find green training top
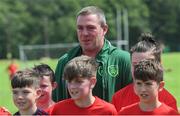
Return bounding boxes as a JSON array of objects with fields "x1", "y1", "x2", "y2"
[{"x1": 52, "y1": 39, "x2": 132, "y2": 102}]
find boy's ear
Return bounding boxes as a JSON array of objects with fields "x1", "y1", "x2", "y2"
[
  {"x1": 36, "y1": 88, "x2": 42, "y2": 99},
  {"x1": 90, "y1": 77, "x2": 96, "y2": 89},
  {"x1": 159, "y1": 81, "x2": 165, "y2": 92}
]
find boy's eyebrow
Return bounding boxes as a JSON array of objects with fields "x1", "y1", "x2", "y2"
[{"x1": 12, "y1": 89, "x2": 17, "y2": 92}]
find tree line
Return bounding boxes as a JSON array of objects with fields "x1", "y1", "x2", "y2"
[{"x1": 0, "y1": 0, "x2": 180, "y2": 59}]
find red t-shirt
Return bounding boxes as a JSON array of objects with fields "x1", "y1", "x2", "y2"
[
  {"x1": 47, "y1": 96, "x2": 117, "y2": 115},
  {"x1": 112, "y1": 83, "x2": 178, "y2": 111},
  {"x1": 8, "y1": 63, "x2": 18, "y2": 77},
  {"x1": 0, "y1": 107, "x2": 11, "y2": 115},
  {"x1": 118, "y1": 102, "x2": 179, "y2": 115}
]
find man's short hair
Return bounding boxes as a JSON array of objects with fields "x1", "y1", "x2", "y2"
[
  {"x1": 134, "y1": 59, "x2": 163, "y2": 83},
  {"x1": 11, "y1": 69, "x2": 40, "y2": 88},
  {"x1": 63, "y1": 55, "x2": 99, "y2": 82},
  {"x1": 77, "y1": 6, "x2": 106, "y2": 27}
]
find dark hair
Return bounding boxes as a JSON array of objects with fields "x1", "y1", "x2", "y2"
[
  {"x1": 134, "y1": 59, "x2": 163, "y2": 83},
  {"x1": 11, "y1": 69, "x2": 40, "y2": 88},
  {"x1": 130, "y1": 33, "x2": 162, "y2": 62},
  {"x1": 63, "y1": 55, "x2": 99, "y2": 82},
  {"x1": 33, "y1": 64, "x2": 55, "y2": 83},
  {"x1": 77, "y1": 6, "x2": 106, "y2": 27}
]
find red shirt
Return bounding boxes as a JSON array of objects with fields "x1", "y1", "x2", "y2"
[
  {"x1": 0, "y1": 107, "x2": 11, "y2": 115},
  {"x1": 118, "y1": 102, "x2": 179, "y2": 115},
  {"x1": 112, "y1": 83, "x2": 178, "y2": 111},
  {"x1": 8, "y1": 63, "x2": 18, "y2": 77},
  {"x1": 47, "y1": 96, "x2": 117, "y2": 115}
]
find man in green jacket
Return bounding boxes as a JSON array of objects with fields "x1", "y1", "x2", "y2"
[{"x1": 52, "y1": 6, "x2": 132, "y2": 102}]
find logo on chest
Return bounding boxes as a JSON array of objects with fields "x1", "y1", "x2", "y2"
[{"x1": 98, "y1": 65, "x2": 119, "y2": 77}]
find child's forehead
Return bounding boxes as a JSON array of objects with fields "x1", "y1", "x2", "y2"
[
  {"x1": 68, "y1": 77, "x2": 88, "y2": 82},
  {"x1": 134, "y1": 79, "x2": 156, "y2": 83},
  {"x1": 12, "y1": 86, "x2": 36, "y2": 91},
  {"x1": 41, "y1": 75, "x2": 51, "y2": 80}
]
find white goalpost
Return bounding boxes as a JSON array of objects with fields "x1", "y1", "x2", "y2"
[
  {"x1": 19, "y1": 40, "x2": 128, "y2": 61},
  {"x1": 19, "y1": 43, "x2": 78, "y2": 61}
]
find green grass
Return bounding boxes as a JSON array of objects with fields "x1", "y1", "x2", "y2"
[
  {"x1": 0, "y1": 53, "x2": 180, "y2": 113},
  {"x1": 0, "y1": 58, "x2": 57, "y2": 114},
  {"x1": 162, "y1": 52, "x2": 180, "y2": 109}
]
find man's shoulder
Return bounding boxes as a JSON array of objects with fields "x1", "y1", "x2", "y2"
[
  {"x1": 108, "y1": 44, "x2": 129, "y2": 55},
  {"x1": 107, "y1": 45, "x2": 130, "y2": 60},
  {"x1": 57, "y1": 45, "x2": 81, "y2": 63}
]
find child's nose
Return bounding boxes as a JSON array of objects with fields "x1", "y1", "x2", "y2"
[
  {"x1": 140, "y1": 85, "x2": 147, "y2": 91},
  {"x1": 17, "y1": 94, "x2": 24, "y2": 99},
  {"x1": 69, "y1": 83, "x2": 78, "y2": 89}
]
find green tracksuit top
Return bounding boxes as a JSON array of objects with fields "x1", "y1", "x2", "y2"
[{"x1": 52, "y1": 39, "x2": 132, "y2": 102}]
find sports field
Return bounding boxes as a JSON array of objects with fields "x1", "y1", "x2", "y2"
[{"x1": 0, "y1": 53, "x2": 180, "y2": 113}]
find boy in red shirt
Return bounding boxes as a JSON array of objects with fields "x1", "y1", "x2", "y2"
[
  {"x1": 33, "y1": 64, "x2": 57, "y2": 110},
  {"x1": 118, "y1": 59, "x2": 179, "y2": 115},
  {"x1": 11, "y1": 69, "x2": 48, "y2": 115},
  {"x1": 47, "y1": 55, "x2": 117, "y2": 115},
  {"x1": 7, "y1": 59, "x2": 18, "y2": 80},
  {"x1": 112, "y1": 33, "x2": 177, "y2": 111}
]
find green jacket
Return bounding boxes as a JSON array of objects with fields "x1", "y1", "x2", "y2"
[{"x1": 52, "y1": 39, "x2": 132, "y2": 102}]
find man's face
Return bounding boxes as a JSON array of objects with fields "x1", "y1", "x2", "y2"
[
  {"x1": 76, "y1": 14, "x2": 107, "y2": 53},
  {"x1": 131, "y1": 52, "x2": 155, "y2": 78},
  {"x1": 12, "y1": 87, "x2": 39, "y2": 112},
  {"x1": 37, "y1": 76, "x2": 54, "y2": 105}
]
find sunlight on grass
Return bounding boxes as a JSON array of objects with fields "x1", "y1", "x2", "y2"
[{"x1": 0, "y1": 53, "x2": 180, "y2": 113}]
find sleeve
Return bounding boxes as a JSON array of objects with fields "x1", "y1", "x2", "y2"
[
  {"x1": 45, "y1": 104, "x2": 55, "y2": 115},
  {"x1": 111, "y1": 92, "x2": 118, "y2": 110},
  {"x1": 115, "y1": 50, "x2": 133, "y2": 91},
  {"x1": 52, "y1": 55, "x2": 69, "y2": 102},
  {"x1": 121, "y1": 51, "x2": 133, "y2": 87},
  {"x1": 160, "y1": 88, "x2": 178, "y2": 111},
  {"x1": 111, "y1": 105, "x2": 118, "y2": 115}
]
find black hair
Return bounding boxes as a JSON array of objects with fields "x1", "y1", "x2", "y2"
[
  {"x1": 130, "y1": 33, "x2": 162, "y2": 62},
  {"x1": 33, "y1": 63, "x2": 55, "y2": 83},
  {"x1": 11, "y1": 69, "x2": 40, "y2": 88},
  {"x1": 134, "y1": 59, "x2": 163, "y2": 83}
]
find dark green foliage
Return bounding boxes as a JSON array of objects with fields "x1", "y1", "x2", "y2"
[{"x1": 0, "y1": 0, "x2": 180, "y2": 58}]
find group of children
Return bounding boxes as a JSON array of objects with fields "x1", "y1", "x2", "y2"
[{"x1": 0, "y1": 33, "x2": 179, "y2": 115}]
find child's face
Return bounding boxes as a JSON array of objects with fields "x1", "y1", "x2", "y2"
[
  {"x1": 12, "y1": 86, "x2": 40, "y2": 112},
  {"x1": 133, "y1": 79, "x2": 164, "y2": 103},
  {"x1": 67, "y1": 77, "x2": 95, "y2": 100},
  {"x1": 37, "y1": 76, "x2": 55, "y2": 104}
]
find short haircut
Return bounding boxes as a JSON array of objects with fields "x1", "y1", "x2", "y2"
[
  {"x1": 33, "y1": 64, "x2": 55, "y2": 83},
  {"x1": 134, "y1": 59, "x2": 163, "y2": 83},
  {"x1": 130, "y1": 33, "x2": 162, "y2": 62},
  {"x1": 77, "y1": 6, "x2": 106, "y2": 27},
  {"x1": 63, "y1": 55, "x2": 99, "y2": 82},
  {"x1": 11, "y1": 69, "x2": 40, "y2": 88}
]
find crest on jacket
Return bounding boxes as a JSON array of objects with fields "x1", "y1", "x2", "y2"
[{"x1": 108, "y1": 65, "x2": 118, "y2": 77}]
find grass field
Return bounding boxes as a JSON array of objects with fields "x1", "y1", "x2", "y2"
[{"x1": 0, "y1": 53, "x2": 180, "y2": 113}]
